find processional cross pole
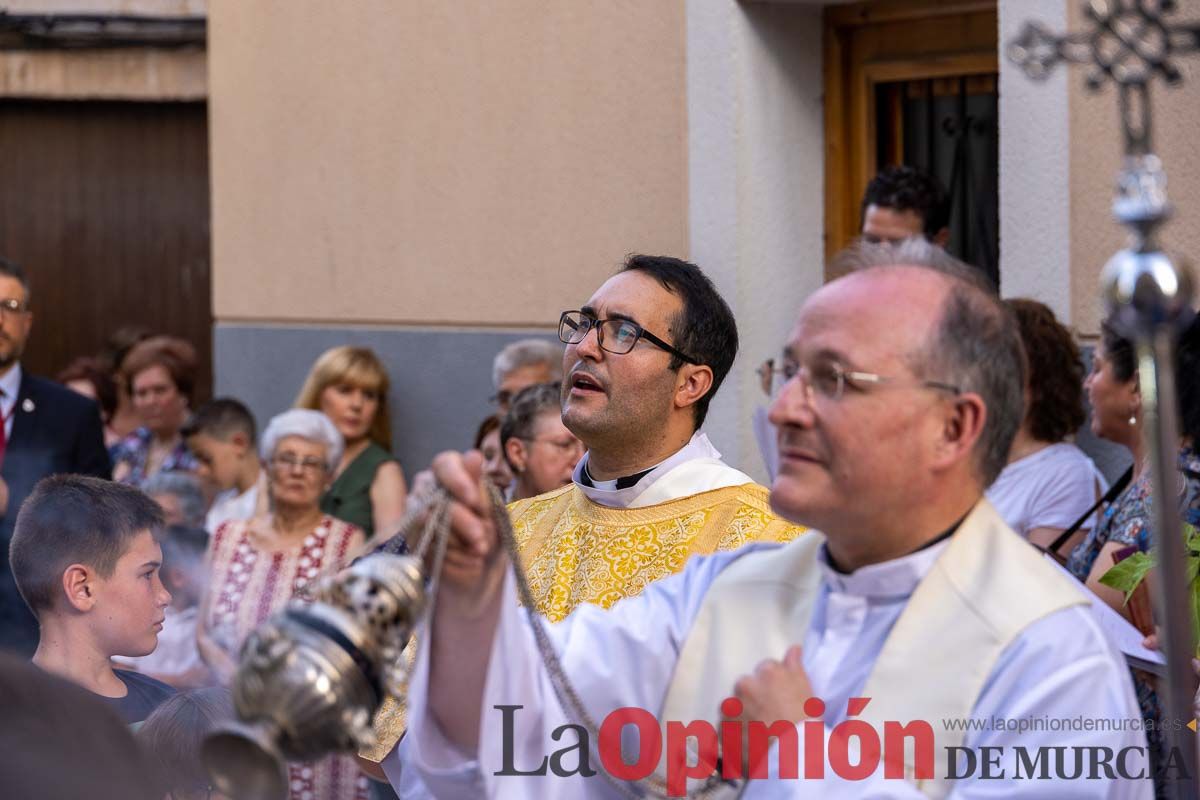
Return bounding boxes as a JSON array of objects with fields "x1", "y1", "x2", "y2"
[{"x1": 1010, "y1": 2, "x2": 1199, "y2": 794}]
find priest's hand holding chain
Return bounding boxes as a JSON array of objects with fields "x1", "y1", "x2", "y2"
[{"x1": 428, "y1": 450, "x2": 509, "y2": 612}]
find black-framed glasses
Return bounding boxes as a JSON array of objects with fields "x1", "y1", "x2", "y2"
[
  {"x1": 558, "y1": 310, "x2": 698, "y2": 364},
  {"x1": 0, "y1": 298, "x2": 28, "y2": 316},
  {"x1": 763, "y1": 357, "x2": 960, "y2": 402}
]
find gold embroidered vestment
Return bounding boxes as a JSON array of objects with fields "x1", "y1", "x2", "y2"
[{"x1": 510, "y1": 483, "x2": 805, "y2": 621}]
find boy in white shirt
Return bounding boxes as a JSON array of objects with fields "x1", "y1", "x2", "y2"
[{"x1": 182, "y1": 398, "x2": 266, "y2": 533}]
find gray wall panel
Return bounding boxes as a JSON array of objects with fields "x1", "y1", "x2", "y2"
[{"x1": 214, "y1": 324, "x2": 558, "y2": 476}]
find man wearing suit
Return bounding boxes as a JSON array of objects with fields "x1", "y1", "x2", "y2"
[{"x1": 0, "y1": 259, "x2": 111, "y2": 655}]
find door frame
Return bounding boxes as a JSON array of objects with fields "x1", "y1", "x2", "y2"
[{"x1": 823, "y1": 0, "x2": 998, "y2": 269}]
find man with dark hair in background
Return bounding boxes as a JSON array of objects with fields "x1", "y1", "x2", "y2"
[
  {"x1": 860, "y1": 164, "x2": 950, "y2": 247},
  {"x1": 0, "y1": 256, "x2": 112, "y2": 655}
]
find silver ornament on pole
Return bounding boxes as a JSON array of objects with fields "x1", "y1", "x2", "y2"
[{"x1": 1011, "y1": 2, "x2": 1199, "y2": 795}]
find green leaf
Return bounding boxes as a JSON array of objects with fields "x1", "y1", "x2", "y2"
[
  {"x1": 1192, "y1": 579, "x2": 1200, "y2": 660},
  {"x1": 1098, "y1": 552, "x2": 1156, "y2": 602}
]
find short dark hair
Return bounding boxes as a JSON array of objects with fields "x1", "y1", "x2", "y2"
[
  {"x1": 10, "y1": 475, "x2": 165, "y2": 615},
  {"x1": 136, "y1": 687, "x2": 233, "y2": 797},
  {"x1": 619, "y1": 254, "x2": 738, "y2": 429},
  {"x1": 57, "y1": 356, "x2": 118, "y2": 420},
  {"x1": 1006, "y1": 299, "x2": 1086, "y2": 443},
  {"x1": 121, "y1": 336, "x2": 198, "y2": 403},
  {"x1": 500, "y1": 382, "x2": 562, "y2": 456},
  {"x1": 1101, "y1": 313, "x2": 1200, "y2": 443},
  {"x1": 181, "y1": 397, "x2": 257, "y2": 442},
  {"x1": 1099, "y1": 317, "x2": 1137, "y2": 384},
  {"x1": 0, "y1": 255, "x2": 30, "y2": 300},
  {"x1": 861, "y1": 165, "x2": 949, "y2": 240}
]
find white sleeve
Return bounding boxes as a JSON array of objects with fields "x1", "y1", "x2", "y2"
[
  {"x1": 403, "y1": 547, "x2": 755, "y2": 799},
  {"x1": 741, "y1": 606, "x2": 1152, "y2": 799}
]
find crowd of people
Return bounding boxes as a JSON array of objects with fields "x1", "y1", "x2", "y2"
[{"x1": 0, "y1": 166, "x2": 1198, "y2": 799}]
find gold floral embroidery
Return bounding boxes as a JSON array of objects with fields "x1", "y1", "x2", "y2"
[{"x1": 509, "y1": 484, "x2": 805, "y2": 622}]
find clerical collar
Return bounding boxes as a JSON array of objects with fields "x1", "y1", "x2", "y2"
[
  {"x1": 823, "y1": 512, "x2": 967, "y2": 576},
  {"x1": 571, "y1": 431, "x2": 725, "y2": 509},
  {"x1": 579, "y1": 462, "x2": 655, "y2": 491}
]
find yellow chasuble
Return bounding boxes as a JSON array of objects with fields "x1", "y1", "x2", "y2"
[{"x1": 510, "y1": 482, "x2": 805, "y2": 622}]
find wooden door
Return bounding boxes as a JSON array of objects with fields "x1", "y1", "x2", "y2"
[
  {"x1": 0, "y1": 100, "x2": 211, "y2": 399},
  {"x1": 824, "y1": 0, "x2": 998, "y2": 277}
]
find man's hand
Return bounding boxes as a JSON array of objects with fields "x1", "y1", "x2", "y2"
[
  {"x1": 427, "y1": 451, "x2": 509, "y2": 610},
  {"x1": 0, "y1": 475, "x2": 8, "y2": 517},
  {"x1": 732, "y1": 645, "x2": 815, "y2": 726}
]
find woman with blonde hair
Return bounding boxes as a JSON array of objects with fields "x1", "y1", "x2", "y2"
[{"x1": 295, "y1": 346, "x2": 407, "y2": 541}]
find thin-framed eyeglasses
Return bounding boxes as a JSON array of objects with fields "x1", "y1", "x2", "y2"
[
  {"x1": 0, "y1": 298, "x2": 28, "y2": 316},
  {"x1": 760, "y1": 358, "x2": 960, "y2": 402},
  {"x1": 558, "y1": 310, "x2": 698, "y2": 364},
  {"x1": 271, "y1": 453, "x2": 327, "y2": 473}
]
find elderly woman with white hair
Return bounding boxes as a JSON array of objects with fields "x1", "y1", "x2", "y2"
[{"x1": 196, "y1": 409, "x2": 370, "y2": 800}]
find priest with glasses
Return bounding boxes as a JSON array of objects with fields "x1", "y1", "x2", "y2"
[{"x1": 378, "y1": 254, "x2": 802, "y2": 790}]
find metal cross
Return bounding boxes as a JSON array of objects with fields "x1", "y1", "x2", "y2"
[{"x1": 1008, "y1": 0, "x2": 1200, "y2": 155}]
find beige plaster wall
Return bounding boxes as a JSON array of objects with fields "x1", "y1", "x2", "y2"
[
  {"x1": 1069, "y1": 0, "x2": 1200, "y2": 336},
  {"x1": 208, "y1": 0, "x2": 688, "y2": 326}
]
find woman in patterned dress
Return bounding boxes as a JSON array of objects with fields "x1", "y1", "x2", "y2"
[
  {"x1": 197, "y1": 409, "x2": 369, "y2": 800},
  {"x1": 1066, "y1": 314, "x2": 1200, "y2": 798}
]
